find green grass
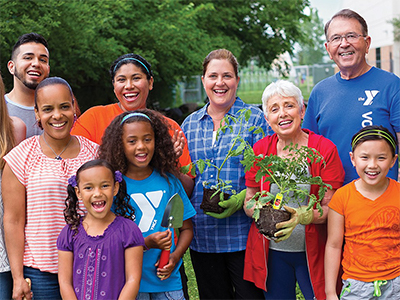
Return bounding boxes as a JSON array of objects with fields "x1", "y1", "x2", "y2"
[
  {"x1": 296, "y1": 283, "x2": 306, "y2": 300},
  {"x1": 183, "y1": 251, "x2": 199, "y2": 299},
  {"x1": 237, "y1": 89, "x2": 264, "y2": 104},
  {"x1": 237, "y1": 80, "x2": 313, "y2": 106}
]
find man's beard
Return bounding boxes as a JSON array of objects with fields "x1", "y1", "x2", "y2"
[{"x1": 14, "y1": 68, "x2": 41, "y2": 90}]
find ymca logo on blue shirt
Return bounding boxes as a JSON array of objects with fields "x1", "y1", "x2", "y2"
[
  {"x1": 130, "y1": 190, "x2": 166, "y2": 233},
  {"x1": 358, "y1": 90, "x2": 379, "y2": 105}
]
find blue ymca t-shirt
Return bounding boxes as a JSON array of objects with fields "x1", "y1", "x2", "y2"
[
  {"x1": 123, "y1": 170, "x2": 196, "y2": 293},
  {"x1": 303, "y1": 67, "x2": 400, "y2": 184}
]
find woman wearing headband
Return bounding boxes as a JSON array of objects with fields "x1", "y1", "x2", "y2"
[
  {"x1": 71, "y1": 54, "x2": 193, "y2": 194},
  {"x1": 98, "y1": 109, "x2": 196, "y2": 299},
  {"x1": 71, "y1": 54, "x2": 193, "y2": 296}
]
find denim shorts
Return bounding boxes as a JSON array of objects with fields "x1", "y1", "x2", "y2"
[
  {"x1": 23, "y1": 266, "x2": 61, "y2": 300},
  {"x1": 137, "y1": 290, "x2": 185, "y2": 300},
  {"x1": 340, "y1": 276, "x2": 400, "y2": 300}
]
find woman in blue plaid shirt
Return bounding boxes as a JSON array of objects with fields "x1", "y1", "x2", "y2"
[{"x1": 181, "y1": 49, "x2": 269, "y2": 299}]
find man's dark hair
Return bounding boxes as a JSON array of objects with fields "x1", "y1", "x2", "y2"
[
  {"x1": 324, "y1": 9, "x2": 368, "y2": 40},
  {"x1": 11, "y1": 32, "x2": 49, "y2": 60}
]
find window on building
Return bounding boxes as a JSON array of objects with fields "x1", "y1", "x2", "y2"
[{"x1": 376, "y1": 47, "x2": 381, "y2": 69}]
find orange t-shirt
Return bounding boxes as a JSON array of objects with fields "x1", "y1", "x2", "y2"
[
  {"x1": 71, "y1": 103, "x2": 192, "y2": 169},
  {"x1": 329, "y1": 179, "x2": 400, "y2": 281}
]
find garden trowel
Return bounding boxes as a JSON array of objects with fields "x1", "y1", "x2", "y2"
[{"x1": 158, "y1": 193, "x2": 184, "y2": 269}]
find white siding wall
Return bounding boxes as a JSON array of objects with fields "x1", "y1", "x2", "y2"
[{"x1": 340, "y1": 0, "x2": 400, "y2": 75}]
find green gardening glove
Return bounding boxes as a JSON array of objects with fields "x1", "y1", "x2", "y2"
[
  {"x1": 274, "y1": 205, "x2": 314, "y2": 242},
  {"x1": 206, "y1": 189, "x2": 247, "y2": 219}
]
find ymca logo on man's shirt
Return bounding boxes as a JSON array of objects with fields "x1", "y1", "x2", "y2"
[{"x1": 358, "y1": 90, "x2": 379, "y2": 106}]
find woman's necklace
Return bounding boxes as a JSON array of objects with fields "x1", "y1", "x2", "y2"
[{"x1": 42, "y1": 134, "x2": 73, "y2": 160}]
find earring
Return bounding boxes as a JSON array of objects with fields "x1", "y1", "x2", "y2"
[{"x1": 36, "y1": 119, "x2": 43, "y2": 129}]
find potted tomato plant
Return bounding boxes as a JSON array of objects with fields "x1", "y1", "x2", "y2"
[
  {"x1": 242, "y1": 143, "x2": 331, "y2": 238},
  {"x1": 181, "y1": 108, "x2": 264, "y2": 213}
]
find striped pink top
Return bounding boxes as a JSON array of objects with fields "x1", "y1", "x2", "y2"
[{"x1": 4, "y1": 135, "x2": 98, "y2": 273}]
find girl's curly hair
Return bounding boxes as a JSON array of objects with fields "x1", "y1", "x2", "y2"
[
  {"x1": 64, "y1": 159, "x2": 135, "y2": 234},
  {"x1": 99, "y1": 109, "x2": 179, "y2": 180}
]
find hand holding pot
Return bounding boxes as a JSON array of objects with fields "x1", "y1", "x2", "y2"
[
  {"x1": 206, "y1": 189, "x2": 247, "y2": 219},
  {"x1": 274, "y1": 205, "x2": 314, "y2": 242}
]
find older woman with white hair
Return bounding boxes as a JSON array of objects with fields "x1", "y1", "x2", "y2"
[{"x1": 243, "y1": 80, "x2": 345, "y2": 300}]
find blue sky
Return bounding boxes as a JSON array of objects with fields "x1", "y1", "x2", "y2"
[{"x1": 309, "y1": 0, "x2": 342, "y2": 24}]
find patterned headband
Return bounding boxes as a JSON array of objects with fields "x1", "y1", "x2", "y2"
[
  {"x1": 113, "y1": 57, "x2": 150, "y2": 76},
  {"x1": 120, "y1": 112, "x2": 151, "y2": 125},
  {"x1": 352, "y1": 129, "x2": 396, "y2": 151}
]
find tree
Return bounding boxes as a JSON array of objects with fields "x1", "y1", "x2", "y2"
[
  {"x1": 1, "y1": 0, "x2": 310, "y2": 111},
  {"x1": 184, "y1": 0, "x2": 310, "y2": 70},
  {"x1": 390, "y1": 17, "x2": 400, "y2": 42},
  {"x1": 295, "y1": 8, "x2": 326, "y2": 65}
]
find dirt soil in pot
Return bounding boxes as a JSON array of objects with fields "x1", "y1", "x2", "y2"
[
  {"x1": 201, "y1": 188, "x2": 230, "y2": 213},
  {"x1": 255, "y1": 205, "x2": 291, "y2": 239}
]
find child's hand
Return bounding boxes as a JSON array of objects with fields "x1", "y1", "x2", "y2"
[
  {"x1": 146, "y1": 230, "x2": 172, "y2": 250},
  {"x1": 155, "y1": 250, "x2": 180, "y2": 280},
  {"x1": 172, "y1": 130, "x2": 185, "y2": 158}
]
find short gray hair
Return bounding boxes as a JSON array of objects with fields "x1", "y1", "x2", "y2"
[
  {"x1": 262, "y1": 80, "x2": 303, "y2": 118},
  {"x1": 324, "y1": 9, "x2": 368, "y2": 40}
]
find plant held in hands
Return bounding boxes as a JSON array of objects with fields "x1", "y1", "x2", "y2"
[
  {"x1": 242, "y1": 143, "x2": 331, "y2": 239},
  {"x1": 181, "y1": 108, "x2": 264, "y2": 214}
]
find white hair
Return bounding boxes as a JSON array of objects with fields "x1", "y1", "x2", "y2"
[{"x1": 261, "y1": 80, "x2": 304, "y2": 119}]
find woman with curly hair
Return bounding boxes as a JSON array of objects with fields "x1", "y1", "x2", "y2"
[{"x1": 99, "y1": 109, "x2": 195, "y2": 300}]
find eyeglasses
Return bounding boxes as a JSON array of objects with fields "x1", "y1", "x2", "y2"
[{"x1": 327, "y1": 32, "x2": 366, "y2": 46}]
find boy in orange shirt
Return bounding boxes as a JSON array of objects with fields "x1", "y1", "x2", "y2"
[{"x1": 325, "y1": 125, "x2": 400, "y2": 300}]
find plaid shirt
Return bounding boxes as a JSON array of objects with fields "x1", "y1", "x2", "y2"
[{"x1": 181, "y1": 97, "x2": 269, "y2": 252}]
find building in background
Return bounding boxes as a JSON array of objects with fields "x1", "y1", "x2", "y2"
[{"x1": 340, "y1": 0, "x2": 400, "y2": 75}]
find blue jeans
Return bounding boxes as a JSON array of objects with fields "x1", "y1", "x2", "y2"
[
  {"x1": 137, "y1": 290, "x2": 185, "y2": 300},
  {"x1": 264, "y1": 249, "x2": 314, "y2": 300},
  {"x1": 0, "y1": 271, "x2": 12, "y2": 300},
  {"x1": 23, "y1": 267, "x2": 61, "y2": 300}
]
